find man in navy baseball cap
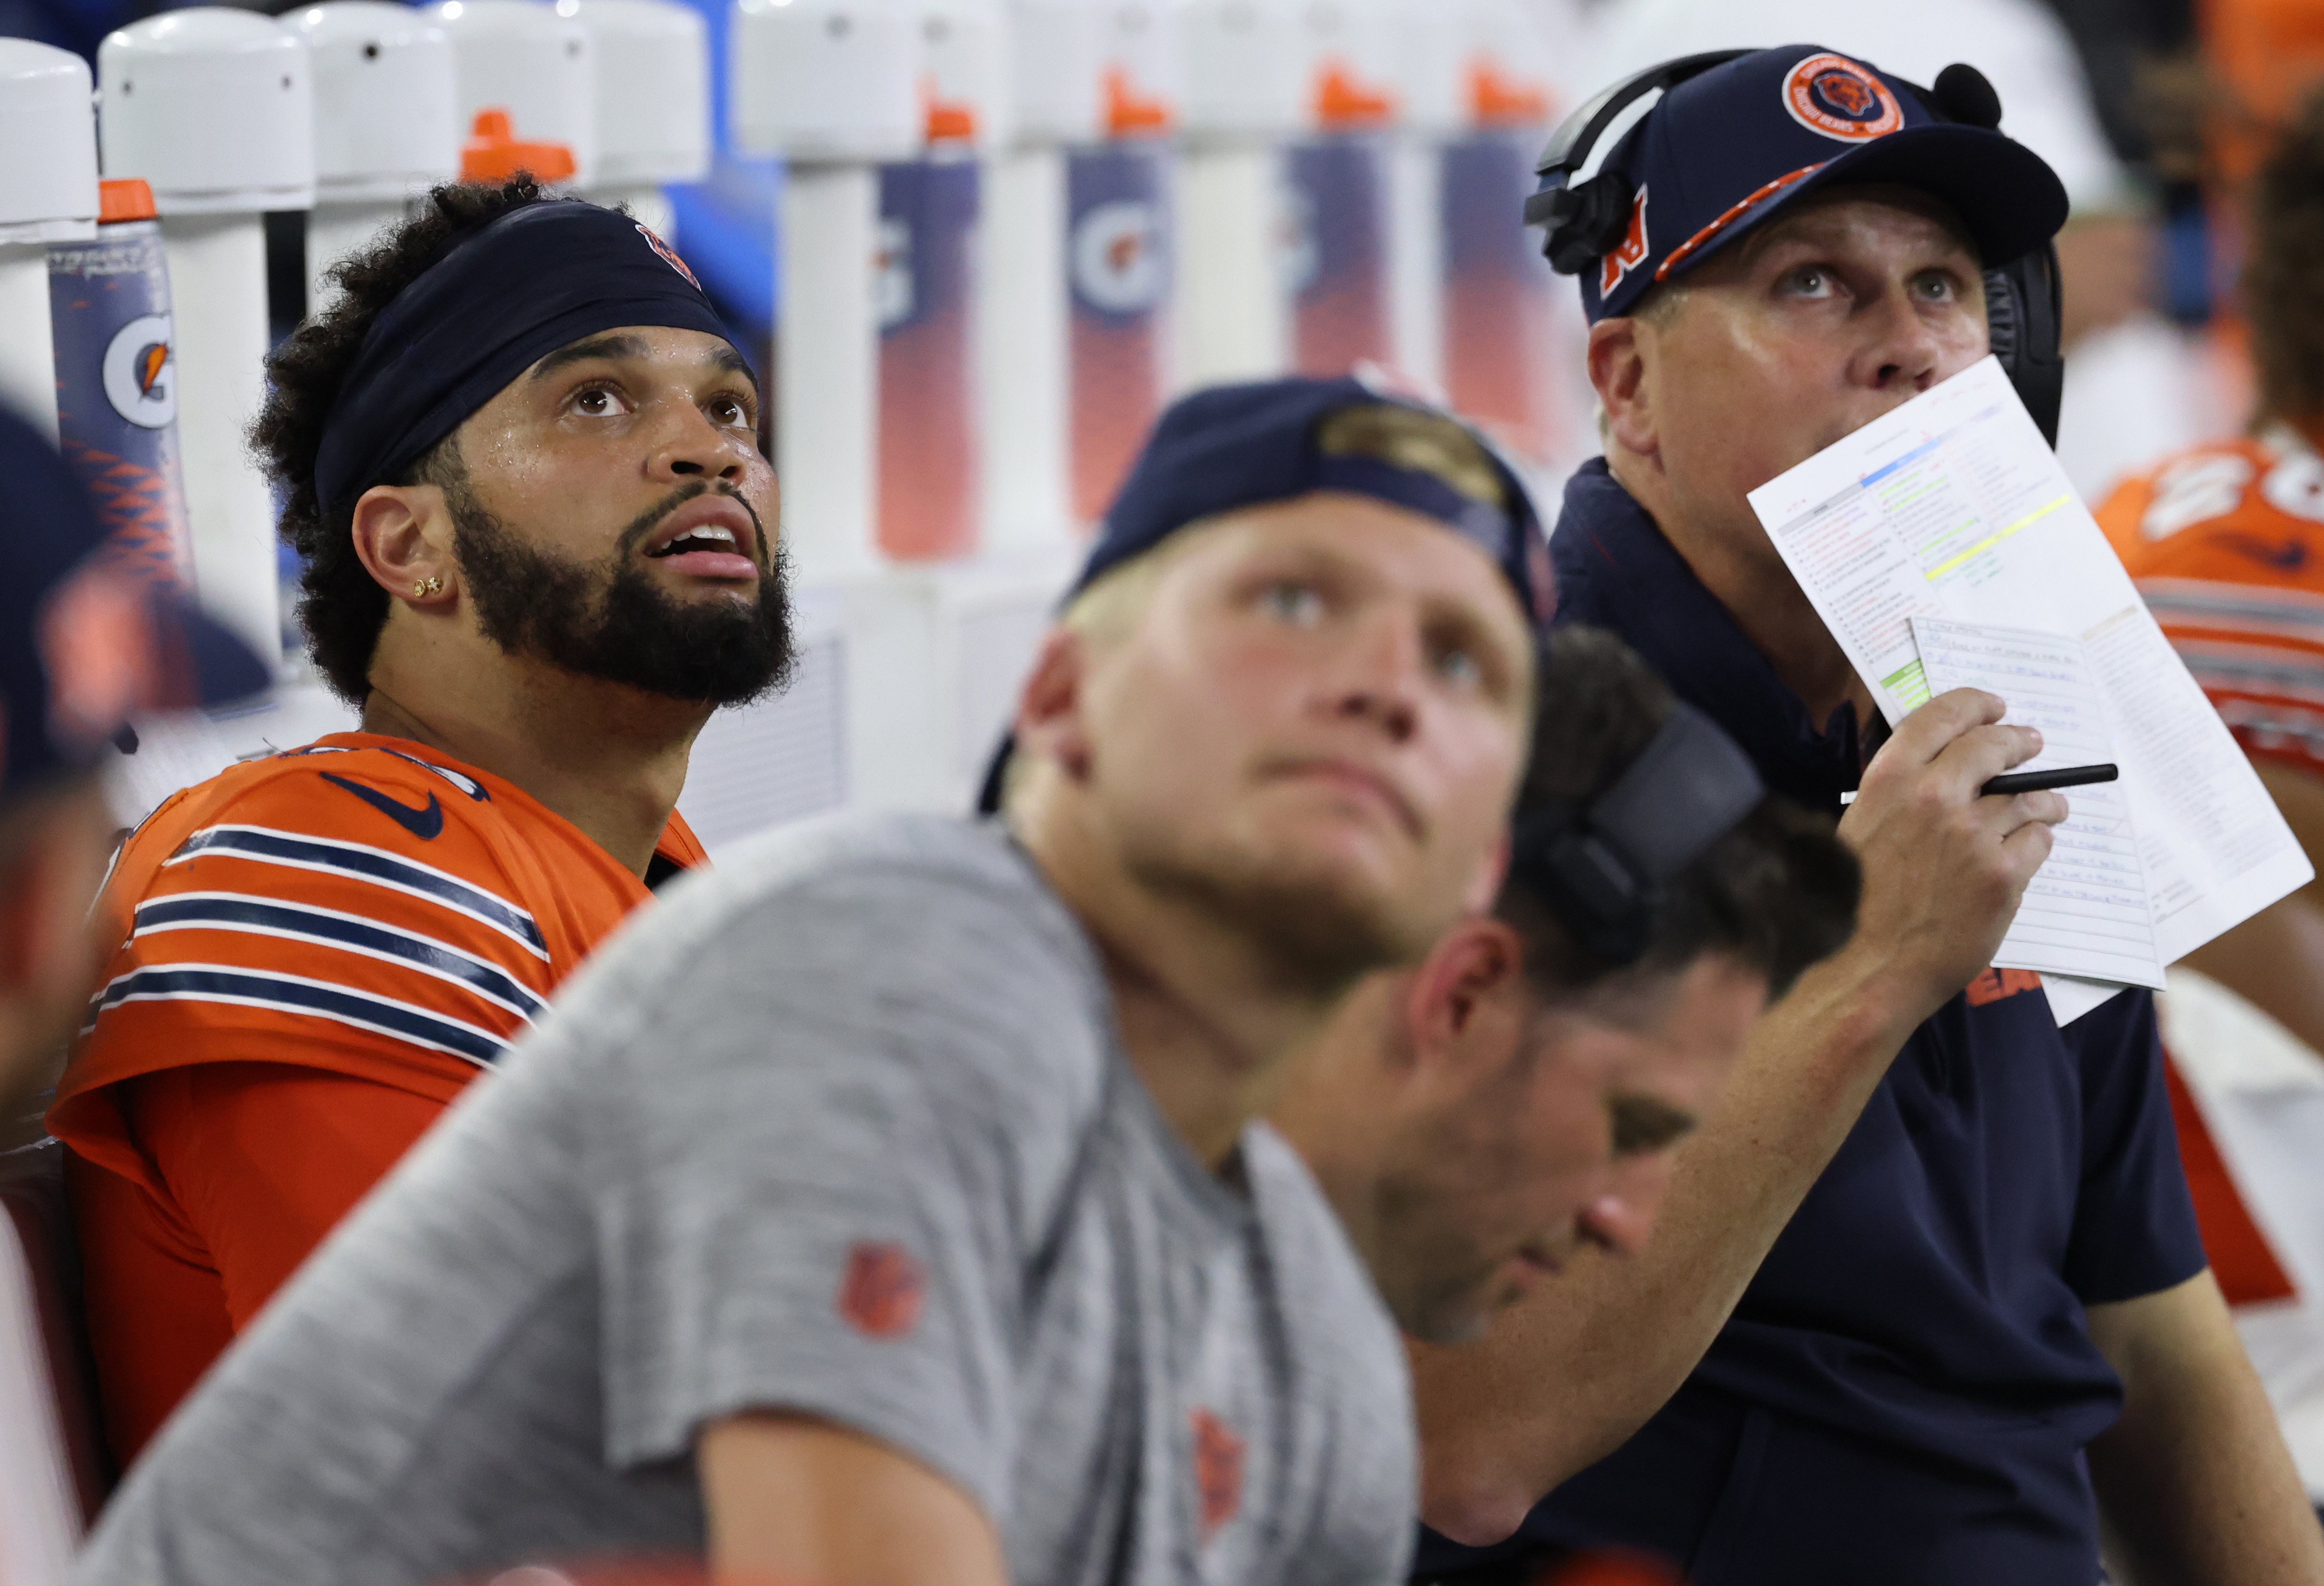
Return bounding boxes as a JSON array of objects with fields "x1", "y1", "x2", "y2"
[
  {"x1": 0, "y1": 403, "x2": 267, "y2": 1116},
  {"x1": 1541, "y1": 45, "x2": 2066, "y2": 325},
  {"x1": 978, "y1": 373, "x2": 1552, "y2": 812},
  {"x1": 1409, "y1": 40, "x2": 2324, "y2": 1586}
]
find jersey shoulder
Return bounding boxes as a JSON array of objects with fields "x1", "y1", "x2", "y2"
[
  {"x1": 2099, "y1": 435, "x2": 2324, "y2": 590},
  {"x1": 106, "y1": 738, "x2": 533, "y2": 941},
  {"x1": 55, "y1": 741, "x2": 559, "y2": 1172}
]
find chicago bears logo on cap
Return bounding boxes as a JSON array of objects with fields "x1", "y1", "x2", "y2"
[
  {"x1": 1782, "y1": 53, "x2": 1902, "y2": 142},
  {"x1": 1599, "y1": 186, "x2": 1652, "y2": 297},
  {"x1": 636, "y1": 224, "x2": 703, "y2": 292}
]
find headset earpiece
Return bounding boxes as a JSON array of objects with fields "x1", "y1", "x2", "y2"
[
  {"x1": 1544, "y1": 176, "x2": 1639, "y2": 276},
  {"x1": 1984, "y1": 244, "x2": 2065, "y2": 446},
  {"x1": 1509, "y1": 701, "x2": 1764, "y2": 968}
]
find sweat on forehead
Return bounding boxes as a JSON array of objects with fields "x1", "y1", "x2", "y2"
[{"x1": 311, "y1": 199, "x2": 753, "y2": 516}]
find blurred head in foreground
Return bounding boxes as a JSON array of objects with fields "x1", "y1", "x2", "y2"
[
  {"x1": 998, "y1": 375, "x2": 1552, "y2": 1004},
  {"x1": 0, "y1": 405, "x2": 266, "y2": 1111}
]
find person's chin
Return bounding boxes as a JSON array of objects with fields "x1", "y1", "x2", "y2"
[{"x1": 1247, "y1": 788, "x2": 1417, "y2": 886}]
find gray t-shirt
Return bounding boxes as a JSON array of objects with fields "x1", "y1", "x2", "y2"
[{"x1": 73, "y1": 814, "x2": 1415, "y2": 1586}]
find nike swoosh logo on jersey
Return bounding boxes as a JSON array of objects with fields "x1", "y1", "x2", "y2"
[
  {"x1": 320, "y1": 773, "x2": 445, "y2": 841},
  {"x1": 2216, "y1": 532, "x2": 2310, "y2": 571}
]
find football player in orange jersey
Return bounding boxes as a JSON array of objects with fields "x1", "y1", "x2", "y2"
[
  {"x1": 46, "y1": 177, "x2": 792, "y2": 1465},
  {"x1": 2097, "y1": 86, "x2": 2324, "y2": 1511}
]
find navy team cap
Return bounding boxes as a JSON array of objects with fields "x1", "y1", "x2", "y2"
[
  {"x1": 976, "y1": 375, "x2": 1552, "y2": 813},
  {"x1": 1076, "y1": 374, "x2": 1551, "y2": 621},
  {"x1": 1573, "y1": 44, "x2": 2069, "y2": 322},
  {"x1": 1, "y1": 405, "x2": 271, "y2": 805}
]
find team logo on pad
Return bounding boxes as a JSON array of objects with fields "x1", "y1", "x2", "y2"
[{"x1": 1782, "y1": 54, "x2": 1902, "y2": 142}]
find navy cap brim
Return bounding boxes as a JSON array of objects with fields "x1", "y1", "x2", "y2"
[
  {"x1": 158, "y1": 591, "x2": 274, "y2": 712},
  {"x1": 1655, "y1": 121, "x2": 2068, "y2": 292}
]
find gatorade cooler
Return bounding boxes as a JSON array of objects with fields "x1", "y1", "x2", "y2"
[
  {"x1": 876, "y1": 107, "x2": 981, "y2": 562},
  {"x1": 1065, "y1": 70, "x2": 1171, "y2": 526},
  {"x1": 47, "y1": 179, "x2": 195, "y2": 591},
  {"x1": 1286, "y1": 61, "x2": 1396, "y2": 378},
  {"x1": 1441, "y1": 62, "x2": 1562, "y2": 465}
]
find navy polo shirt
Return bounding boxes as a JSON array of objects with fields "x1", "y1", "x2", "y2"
[{"x1": 1417, "y1": 460, "x2": 2208, "y2": 1586}]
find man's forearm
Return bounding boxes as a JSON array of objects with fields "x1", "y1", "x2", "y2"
[
  {"x1": 2090, "y1": 1273, "x2": 2324, "y2": 1586},
  {"x1": 1412, "y1": 947, "x2": 1919, "y2": 1545}
]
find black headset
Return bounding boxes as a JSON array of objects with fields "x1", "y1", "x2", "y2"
[
  {"x1": 1509, "y1": 698, "x2": 1765, "y2": 967},
  {"x1": 1522, "y1": 52, "x2": 2065, "y2": 447}
]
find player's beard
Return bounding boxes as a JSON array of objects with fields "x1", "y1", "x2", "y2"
[{"x1": 447, "y1": 473, "x2": 795, "y2": 708}]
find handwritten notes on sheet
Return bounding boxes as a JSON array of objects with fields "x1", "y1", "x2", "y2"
[
  {"x1": 1747, "y1": 357, "x2": 2311, "y2": 1021},
  {"x1": 1910, "y1": 619, "x2": 2162, "y2": 988}
]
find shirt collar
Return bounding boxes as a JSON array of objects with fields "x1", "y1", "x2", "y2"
[{"x1": 1547, "y1": 457, "x2": 1866, "y2": 812}]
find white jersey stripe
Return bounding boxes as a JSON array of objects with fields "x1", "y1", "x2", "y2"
[
  {"x1": 131, "y1": 891, "x2": 547, "y2": 1024},
  {"x1": 163, "y1": 825, "x2": 549, "y2": 962},
  {"x1": 87, "y1": 964, "x2": 513, "y2": 1067}
]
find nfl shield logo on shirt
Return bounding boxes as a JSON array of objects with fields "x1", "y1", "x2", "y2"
[
  {"x1": 837, "y1": 1241, "x2": 925, "y2": 1339},
  {"x1": 1190, "y1": 1407, "x2": 1245, "y2": 1543}
]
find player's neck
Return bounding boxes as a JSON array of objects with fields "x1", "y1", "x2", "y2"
[
  {"x1": 1015, "y1": 802, "x2": 1357, "y2": 1176},
  {"x1": 1612, "y1": 448, "x2": 1872, "y2": 727},
  {"x1": 359, "y1": 646, "x2": 709, "y2": 878},
  {"x1": 1263, "y1": 976, "x2": 1407, "y2": 1265}
]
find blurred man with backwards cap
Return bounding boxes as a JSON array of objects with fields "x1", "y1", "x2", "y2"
[
  {"x1": 1409, "y1": 43, "x2": 2324, "y2": 1586},
  {"x1": 0, "y1": 405, "x2": 268, "y2": 1117}
]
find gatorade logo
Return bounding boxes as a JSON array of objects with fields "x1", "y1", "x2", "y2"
[
  {"x1": 102, "y1": 314, "x2": 176, "y2": 430},
  {"x1": 1783, "y1": 54, "x2": 1903, "y2": 142},
  {"x1": 1599, "y1": 185, "x2": 1651, "y2": 297},
  {"x1": 1072, "y1": 199, "x2": 1165, "y2": 315}
]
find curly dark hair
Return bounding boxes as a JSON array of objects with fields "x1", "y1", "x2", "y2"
[
  {"x1": 1497, "y1": 625, "x2": 1861, "y2": 1005},
  {"x1": 250, "y1": 176, "x2": 550, "y2": 701},
  {"x1": 2247, "y1": 87, "x2": 2324, "y2": 427}
]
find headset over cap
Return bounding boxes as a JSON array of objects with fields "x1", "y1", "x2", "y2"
[{"x1": 1527, "y1": 44, "x2": 2071, "y2": 442}]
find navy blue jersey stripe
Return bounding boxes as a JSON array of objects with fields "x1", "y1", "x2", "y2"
[
  {"x1": 169, "y1": 826, "x2": 548, "y2": 959},
  {"x1": 91, "y1": 966, "x2": 510, "y2": 1066},
  {"x1": 133, "y1": 895, "x2": 548, "y2": 1020}
]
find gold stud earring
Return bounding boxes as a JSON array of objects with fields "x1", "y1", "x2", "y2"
[{"x1": 412, "y1": 576, "x2": 444, "y2": 599}]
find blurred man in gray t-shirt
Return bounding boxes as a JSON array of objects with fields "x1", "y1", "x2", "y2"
[{"x1": 75, "y1": 379, "x2": 1551, "y2": 1586}]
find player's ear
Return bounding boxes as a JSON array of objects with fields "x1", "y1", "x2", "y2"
[
  {"x1": 1013, "y1": 627, "x2": 1097, "y2": 787},
  {"x1": 1589, "y1": 316, "x2": 1655, "y2": 459},
  {"x1": 1404, "y1": 919, "x2": 1530, "y2": 1082},
  {"x1": 352, "y1": 483, "x2": 456, "y2": 610}
]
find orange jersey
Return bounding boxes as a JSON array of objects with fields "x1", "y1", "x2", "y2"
[
  {"x1": 47, "y1": 732, "x2": 705, "y2": 1459},
  {"x1": 2097, "y1": 427, "x2": 2324, "y2": 777}
]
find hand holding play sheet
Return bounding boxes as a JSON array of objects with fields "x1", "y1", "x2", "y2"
[{"x1": 1747, "y1": 357, "x2": 2312, "y2": 1023}]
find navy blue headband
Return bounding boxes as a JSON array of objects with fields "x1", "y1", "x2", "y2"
[{"x1": 312, "y1": 199, "x2": 752, "y2": 514}]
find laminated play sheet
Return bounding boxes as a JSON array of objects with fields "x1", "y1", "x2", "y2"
[{"x1": 1746, "y1": 356, "x2": 2311, "y2": 1023}]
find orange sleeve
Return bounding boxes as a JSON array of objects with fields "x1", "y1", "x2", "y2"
[
  {"x1": 124, "y1": 1062, "x2": 449, "y2": 1328},
  {"x1": 52, "y1": 753, "x2": 561, "y2": 1194}
]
